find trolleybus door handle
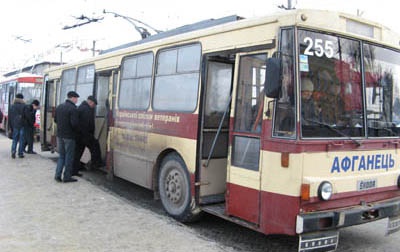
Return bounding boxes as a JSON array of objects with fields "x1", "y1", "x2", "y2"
[
  {"x1": 326, "y1": 141, "x2": 344, "y2": 152},
  {"x1": 331, "y1": 141, "x2": 344, "y2": 146}
]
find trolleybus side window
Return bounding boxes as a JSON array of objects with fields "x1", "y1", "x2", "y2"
[
  {"x1": 153, "y1": 43, "x2": 201, "y2": 112},
  {"x1": 363, "y1": 43, "x2": 400, "y2": 137},
  {"x1": 60, "y1": 68, "x2": 76, "y2": 103},
  {"x1": 298, "y1": 29, "x2": 364, "y2": 138},
  {"x1": 76, "y1": 64, "x2": 95, "y2": 105},
  {"x1": 119, "y1": 52, "x2": 153, "y2": 110},
  {"x1": 273, "y1": 28, "x2": 296, "y2": 138}
]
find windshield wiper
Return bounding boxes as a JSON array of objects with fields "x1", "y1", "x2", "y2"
[{"x1": 304, "y1": 119, "x2": 362, "y2": 147}]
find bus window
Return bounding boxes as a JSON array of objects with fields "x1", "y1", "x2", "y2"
[
  {"x1": 364, "y1": 44, "x2": 400, "y2": 137},
  {"x1": 204, "y1": 61, "x2": 232, "y2": 129},
  {"x1": 202, "y1": 61, "x2": 232, "y2": 158},
  {"x1": 96, "y1": 75, "x2": 109, "y2": 117},
  {"x1": 119, "y1": 53, "x2": 153, "y2": 110},
  {"x1": 47, "y1": 80, "x2": 56, "y2": 109},
  {"x1": 153, "y1": 44, "x2": 201, "y2": 112},
  {"x1": 298, "y1": 29, "x2": 364, "y2": 138},
  {"x1": 76, "y1": 65, "x2": 95, "y2": 105},
  {"x1": 234, "y1": 54, "x2": 267, "y2": 133},
  {"x1": 273, "y1": 28, "x2": 296, "y2": 138},
  {"x1": 60, "y1": 69, "x2": 76, "y2": 103},
  {"x1": 18, "y1": 82, "x2": 41, "y2": 103}
]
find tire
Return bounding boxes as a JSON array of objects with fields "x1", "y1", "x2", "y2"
[{"x1": 158, "y1": 153, "x2": 201, "y2": 222}]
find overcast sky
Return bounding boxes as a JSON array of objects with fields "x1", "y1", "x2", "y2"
[{"x1": 1, "y1": 0, "x2": 399, "y2": 74}]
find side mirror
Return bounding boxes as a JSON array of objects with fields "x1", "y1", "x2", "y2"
[{"x1": 264, "y1": 58, "x2": 282, "y2": 98}]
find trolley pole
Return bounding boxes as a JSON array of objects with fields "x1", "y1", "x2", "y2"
[
  {"x1": 287, "y1": 0, "x2": 292, "y2": 10},
  {"x1": 278, "y1": 0, "x2": 295, "y2": 10},
  {"x1": 92, "y1": 40, "x2": 96, "y2": 57}
]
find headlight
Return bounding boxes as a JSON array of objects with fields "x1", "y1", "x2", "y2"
[{"x1": 318, "y1": 181, "x2": 333, "y2": 201}]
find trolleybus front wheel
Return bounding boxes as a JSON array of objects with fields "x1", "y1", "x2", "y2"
[{"x1": 158, "y1": 153, "x2": 201, "y2": 222}]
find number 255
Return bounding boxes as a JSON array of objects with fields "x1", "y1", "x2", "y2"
[{"x1": 304, "y1": 37, "x2": 334, "y2": 58}]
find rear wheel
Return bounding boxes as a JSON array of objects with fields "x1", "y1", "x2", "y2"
[{"x1": 158, "y1": 153, "x2": 201, "y2": 222}]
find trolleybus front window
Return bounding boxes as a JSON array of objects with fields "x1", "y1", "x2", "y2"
[
  {"x1": 364, "y1": 44, "x2": 400, "y2": 137},
  {"x1": 298, "y1": 30, "x2": 364, "y2": 138}
]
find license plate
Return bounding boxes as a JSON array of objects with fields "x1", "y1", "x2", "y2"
[
  {"x1": 357, "y1": 179, "x2": 377, "y2": 191},
  {"x1": 386, "y1": 216, "x2": 400, "y2": 236},
  {"x1": 299, "y1": 231, "x2": 339, "y2": 252}
]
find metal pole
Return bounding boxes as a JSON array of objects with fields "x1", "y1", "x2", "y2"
[{"x1": 92, "y1": 40, "x2": 96, "y2": 57}]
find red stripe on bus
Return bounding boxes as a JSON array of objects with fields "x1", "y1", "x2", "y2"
[
  {"x1": 262, "y1": 139, "x2": 400, "y2": 153},
  {"x1": 115, "y1": 113, "x2": 398, "y2": 151},
  {"x1": 224, "y1": 183, "x2": 400, "y2": 235},
  {"x1": 226, "y1": 182, "x2": 299, "y2": 235},
  {"x1": 17, "y1": 77, "x2": 43, "y2": 83},
  {"x1": 260, "y1": 120, "x2": 400, "y2": 153},
  {"x1": 260, "y1": 190, "x2": 299, "y2": 235},
  {"x1": 226, "y1": 183, "x2": 260, "y2": 224},
  {"x1": 0, "y1": 77, "x2": 43, "y2": 84},
  {"x1": 115, "y1": 110, "x2": 199, "y2": 139}
]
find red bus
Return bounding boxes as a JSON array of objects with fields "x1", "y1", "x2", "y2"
[{"x1": 0, "y1": 73, "x2": 43, "y2": 136}]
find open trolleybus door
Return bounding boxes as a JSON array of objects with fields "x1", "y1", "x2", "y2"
[
  {"x1": 200, "y1": 50, "x2": 269, "y2": 227},
  {"x1": 226, "y1": 51, "x2": 268, "y2": 225},
  {"x1": 92, "y1": 71, "x2": 114, "y2": 170},
  {"x1": 41, "y1": 77, "x2": 59, "y2": 152},
  {"x1": 199, "y1": 56, "x2": 234, "y2": 205}
]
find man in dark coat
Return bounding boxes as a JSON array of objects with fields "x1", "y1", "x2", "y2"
[
  {"x1": 23, "y1": 99, "x2": 40, "y2": 154},
  {"x1": 54, "y1": 91, "x2": 80, "y2": 183},
  {"x1": 9, "y1": 93, "x2": 26, "y2": 158},
  {"x1": 73, "y1": 95, "x2": 102, "y2": 176}
]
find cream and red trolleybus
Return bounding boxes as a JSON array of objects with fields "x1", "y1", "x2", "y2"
[{"x1": 41, "y1": 9, "x2": 400, "y2": 251}]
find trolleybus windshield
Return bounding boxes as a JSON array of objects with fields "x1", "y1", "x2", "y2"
[{"x1": 297, "y1": 29, "x2": 400, "y2": 138}]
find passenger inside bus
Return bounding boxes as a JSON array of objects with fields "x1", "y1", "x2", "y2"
[
  {"x1": 300, "y1": 77, "x2": 319, "y2": 125},
  {"x1": 251, "y1": 88, "x2": 265, "y2": 132},
  {"x1": 317, "y1": 70, "x2": 345, "y2": 126}
]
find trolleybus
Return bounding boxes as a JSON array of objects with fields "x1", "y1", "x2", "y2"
[
  {"x1": 1, "y1": 73, "x2": 43, "y2": 136},
  {"x1": 41, "y1": 9, "x2": 400, "y2": 251}
]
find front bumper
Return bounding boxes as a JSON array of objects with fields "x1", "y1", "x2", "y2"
[{"x1": 296, "y1": 197, "x2": 400, "y2": 234}]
